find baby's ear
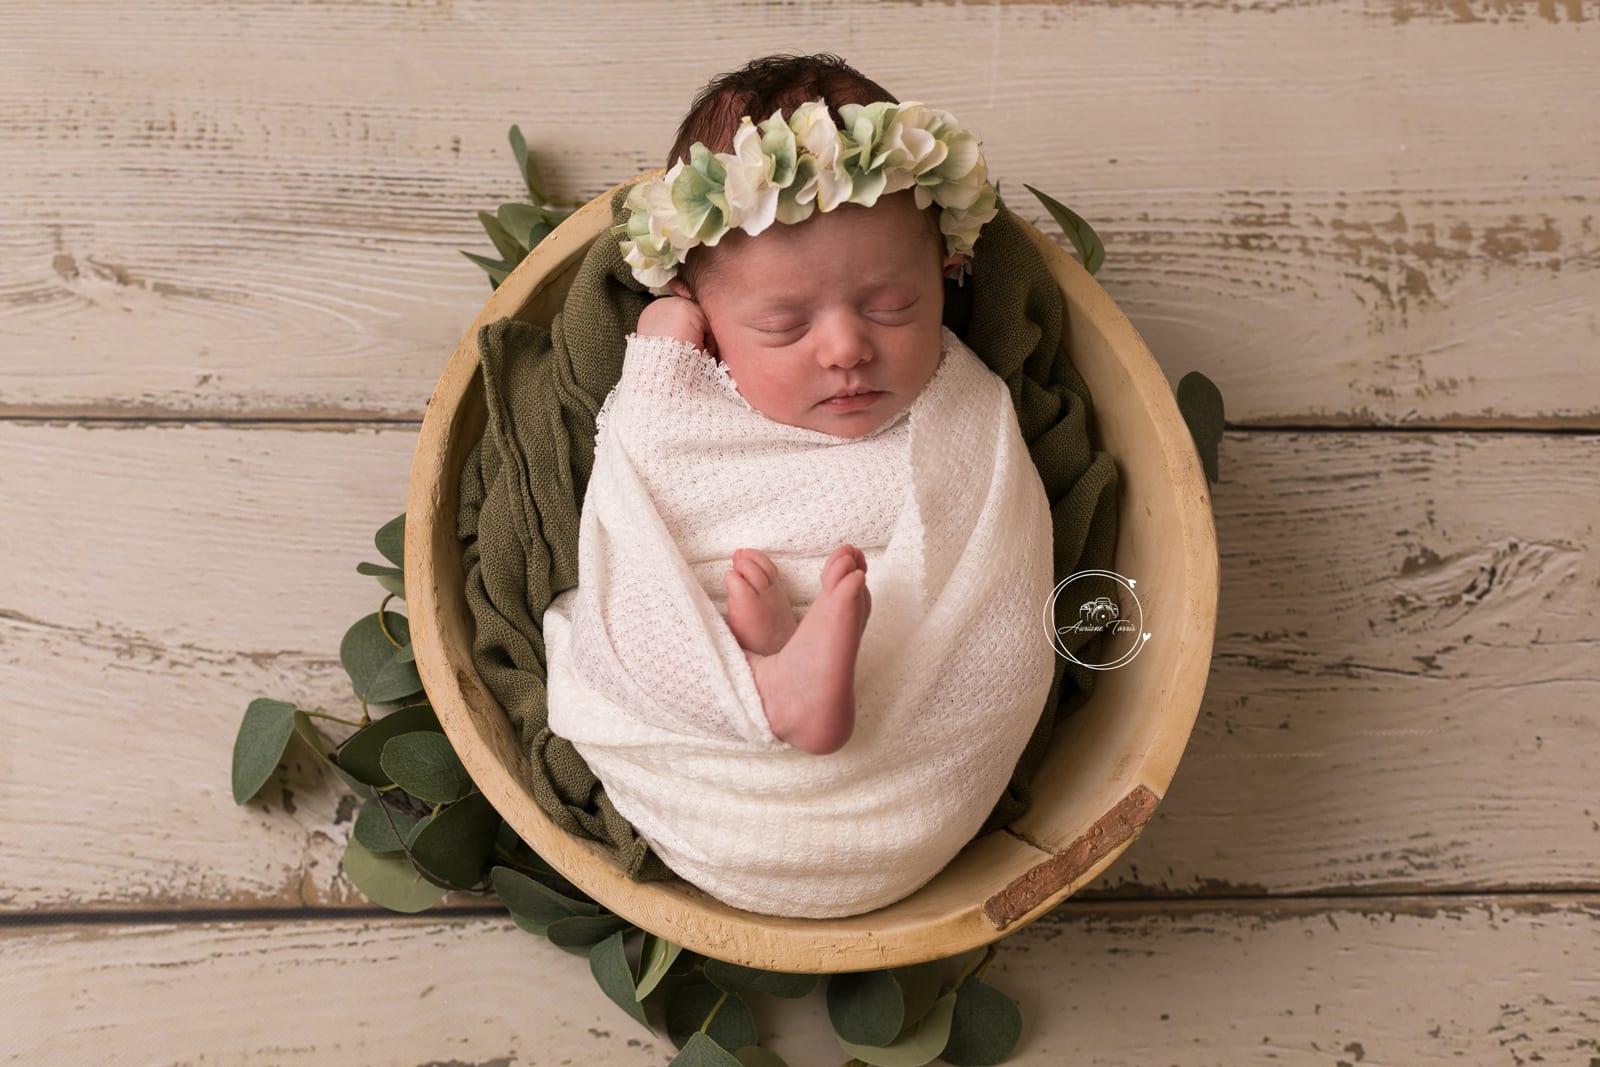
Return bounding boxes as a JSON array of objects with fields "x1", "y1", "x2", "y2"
[{"x1": 667, "y1": 277, "x2": 696, "y2": 302}]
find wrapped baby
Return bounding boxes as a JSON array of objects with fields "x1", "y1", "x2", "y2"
[{"x1": 540, "y1": 55, "x2": 1058, "y2": 918}]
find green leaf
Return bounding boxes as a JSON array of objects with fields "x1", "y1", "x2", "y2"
[
  {"x1": 547, "y1": 914, "x2": 630, "y2": 955},
  {"x1": 1024, "y1": 184, "x2": 1105, "y2": 275},
  {"x1": 374, "y1": 513, "x2": 405, "y2": 569},
  {"x1": 407, "y1": 791, "x2": 499, "y2": 889},
  {"x1": 231, "y1": 698, "x2": 297, "y2": 803},
  {"x1": 837, "y1": 991, "x2": 957, "y2": 1067},
  {"x1": 940, "y1": 977, "x2": 1023, "y2": 1066},
  {"x1": 894, "y1": 963, "x2": 944, "y2": 1030},
  {"x1": 355, "y1": 562, "x2": 406, "y2": 598},
  {"x1": 340, "y1": 611, "x2": 423, "y2": 704},
  {"x1": 665, "y1": 979, "x2": 758, "y2": 1053},
  {"x1": 341, "y1": 836, "x2": 448, "y2": 913},
  {"x1": 478, "y1": 210, "x2": 526, "y2": 265},
  {"x1": 509, "y1": 124, "x2": 548, "y2": 203},
  {"x1": 827, "y1": 969, "x2": 906, "y2": 1047},
  {"x1": 334, "y1": 703, "x2": 440, "y2": 787},
  {"x1": 461, "y1": 249, "x2": 512, "y2": 286},
  {"x1": 591, "y1": 930, "x2": 652, "y2": 1030},
  {"x1": 733, "y1": 1047, "x2": 789, "y2": 1067},
  {"x1": 497, "y1": 203, "x2": 547, "y2": 252},
  {"x1": 1176, "y1": 370, "x2": 1225, "y2": 485},
  {"x1": 490, "y1": 866, "x2": 598, "y2": 933},
  {"x1": 353, "y1": 795, "x2": 418, "y2": 854},
  {"x1": 704, "y1": 959, "x2": 817, "y2": 999},
  {"x1": 636, "y1": 934, "x2": 684, "y2": 1001},
  {"x1": 289, "y1": 710, "x2": 373, "y2": 797},
  {"x1": 379, "y1": 732, "x2": 475, "y2": 804},
  {"x1": 671, "y1": 1032, "x2": 745, "y2": 1067}
]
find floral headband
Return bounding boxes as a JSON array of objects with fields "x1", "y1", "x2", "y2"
[{"x1": 615, "y1": 99, "x2": 999, "y2": 292}]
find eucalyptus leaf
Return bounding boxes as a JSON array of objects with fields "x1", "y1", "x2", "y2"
[
  {"x1": 289, "y1": 710, "x2": 372, "y2": 797},
  {"x1": 665, "y1": 979, "x2": 758, "y2": 1053},
  {"x1": 461, "y1": 249, "x2": 512, "y2": 286},
  {"x1": 490, "y1": 865, "x2": 598, "y2": 932},
  {"x1": 334, "y1": 702, "x2": 440, "y2": 787},
  {"x1": 509, "y1": 124, "x2": 548, "y2": 203},
  {"x1": 374, "y1": 513, "x2": 405, "y2": 569},
  {"x1": 342, "y1": 836, "x2": 447, "y2": 913},
  {"x1": 671, "y1": 1033, "x2": 744, "y2": 1067},
  {"x1": 703, "y1": 959, "x2": 817, "y2": 999},
  {"x1": 355, "y1": 561, "x2": 401, "y2": 578},
  {"x1": 591, "y1": 930, "x2": 651, "y2": 1030},
  {"x1": 636, "y1": 934, "x2": 684, "y2": 1001},
  {"x1": 376, "y1": 573, "x2": 406, "y2": 598},
  {"x1": 836, "y1": 991, "x2": 956, "y2": 1067},
  {"x1": 734, "y1": 1047, "x2": 789, "y2": 1067},
  {"x1": 231, "y1": 698, "x2": 297, "y2": 804},
  {"x1": 353, "y1": 795, "x2": 418, "y2": 854},
  {"x1": 478, "y1": 209, "x2": 527, "y2": 265},
  {"x1": 940, "y1": 977, "x2": 1023, "y2": 1066},
  {"x1": 497, "y1": 203, "x2": 546, "y2": 251},
  {"x1": 827, "y1": 969, "x2": 905, "y2": 1047},
  {"x1": 396, "y1": 643, "x2": 415, "y2": 663},
  {"x1": 340, "y1": 611, "x2": 422, "y2": 704},
  {"x1": 894, "y1": 963, "x2": 944, "y2": 1030},
  {"x1": 1024, "y1": 184, "x2": 1105, "y2": 275},
  {"x1": 407, "y1": 791, "x2": 499, "y2": 889},
  {"x1": 547, "y1": 914, "x2": 630, "y2": 955},
  {"x1": 1176, "y1": 370, "x2": 1225, "y2": 485},
  {"x1": 404, "y1": 812, "x2": 434, "y2": 848},
  {"x1": 379, "y1": 731, "x2": 474, "y2": 804},
  {"x1": 525, "y1": 221, "x2": 554, "y2": 250}
]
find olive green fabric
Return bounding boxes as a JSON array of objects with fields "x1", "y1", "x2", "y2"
[{"x1": 457, "y1": 186, "x2": 1119, "y2": 882}]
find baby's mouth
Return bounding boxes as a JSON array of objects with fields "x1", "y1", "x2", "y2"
[{"x1": 821, "y1": 388, "x2": 883, "y2": 410}]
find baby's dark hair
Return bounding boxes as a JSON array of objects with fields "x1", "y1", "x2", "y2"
[{"x1": 667, "y1": 53, "x2": 896, "y2": 168}]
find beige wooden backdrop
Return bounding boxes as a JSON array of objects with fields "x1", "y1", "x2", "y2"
[{"x1": 3, "y1": 0, "x2": 1597, "y2": 1063}]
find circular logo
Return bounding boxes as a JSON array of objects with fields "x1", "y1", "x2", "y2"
[{"x1": 1042, "y1": 569, "x2": 1151, "y2": 670}]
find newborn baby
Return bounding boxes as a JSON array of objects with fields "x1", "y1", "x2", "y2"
[{"x1": 541, "y1": 55, "x2": 1058, "y2": 917}]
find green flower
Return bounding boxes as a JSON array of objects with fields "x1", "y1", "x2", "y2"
[{"x1": 671, "y1": 143, "x2": 732, "y2": 245}]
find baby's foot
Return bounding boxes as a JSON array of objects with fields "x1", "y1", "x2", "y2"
[
  {"x1": 746, "y1": 544, "x2": 872, "y2": 755},
  {"x1": 724, "y1": 548, "x2": 797, "y2": 656}
]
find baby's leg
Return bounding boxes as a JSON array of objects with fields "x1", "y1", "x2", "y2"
[
  {"x1": 724, "y1": 548, "x2": 797, "y2": 656},
  {"x1": 743, "y1": 545, "x2": 872, "y2": 755}
]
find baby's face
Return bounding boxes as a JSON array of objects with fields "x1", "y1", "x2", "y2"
[{"x1": 691, "y1": 192, "x2": 951, "y2": 438}]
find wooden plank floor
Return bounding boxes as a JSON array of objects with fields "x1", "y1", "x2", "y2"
[{"x1": 2, "y1": 0, "x2": 1596, "y2": 1063}]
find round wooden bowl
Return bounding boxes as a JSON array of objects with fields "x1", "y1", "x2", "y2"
[{"x1": 407, "y1": 174, "x2": 1219, "y2": 973}]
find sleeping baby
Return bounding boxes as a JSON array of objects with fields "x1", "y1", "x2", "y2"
[{"x1": 540, "y1": 54, "x2": 1058, "y2": 918}]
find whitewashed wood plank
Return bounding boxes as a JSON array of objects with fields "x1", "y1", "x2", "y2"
[
  {"x1": 1085, "y1": 428, "x2": 1600, "y2": 896},
  {"x1": 1, "y1": 424, "x2": 1595, "y2": 910},
  {"x1": 4, "y1": 898, "x2": 1598, "y2": 1065},
  {"x1": 1, "y1": 0, "x2": 1595, "y2": 423}
]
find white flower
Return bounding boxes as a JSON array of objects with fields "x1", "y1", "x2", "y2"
[
  {"x1": 720, "y1": 118, "x2": 780, "y2": 236},
  {"x1": 788, "y1": 101, "x2": 852, "y2": 213}
]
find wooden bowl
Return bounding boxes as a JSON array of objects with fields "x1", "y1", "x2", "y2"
[{"x1": 407, "y1": 174, "x2": 1219, "y2": 973}]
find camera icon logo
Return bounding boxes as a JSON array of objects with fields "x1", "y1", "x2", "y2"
[{"x1": 1042, "y1": 569, "x2": 1152, "y2": 671}]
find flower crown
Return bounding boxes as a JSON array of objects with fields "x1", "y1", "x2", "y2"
[{"x1": 615, "y1": 99, "x2": 999, "y2": 292}]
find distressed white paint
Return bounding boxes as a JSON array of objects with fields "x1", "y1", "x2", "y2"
[
  {"x1": 1, "y1": 0, "x2": 1596, "y2": 423},
  {"x1": 2, "y1": 1, "x2": 1596, "y2": 1061},
  {"x1": 4, "y1": 900, "x2": 1597, "y2": 1065},
  {"x1": 1, "y1": 424, "x2": 1595, "y2": 910}
]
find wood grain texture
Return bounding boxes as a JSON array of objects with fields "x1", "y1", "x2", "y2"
[
  {"x1": 2, "y1": 422, "x2": 1594, "y2": 910},
  {"x1": 5, "y1": 898, "x2": 1597, "y2": 1065},
  {"x1": 1, "y1": 0, "x2": 1595, "y2": 424}
]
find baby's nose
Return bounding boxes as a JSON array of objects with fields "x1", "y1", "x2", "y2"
[{"x1": 816, "y1": 317, "x2": 873, "y2": 368}]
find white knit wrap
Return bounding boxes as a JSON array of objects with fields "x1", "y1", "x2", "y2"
[{"x1": 543, "y1": 327, "x2": 1057, "y2": 918}]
